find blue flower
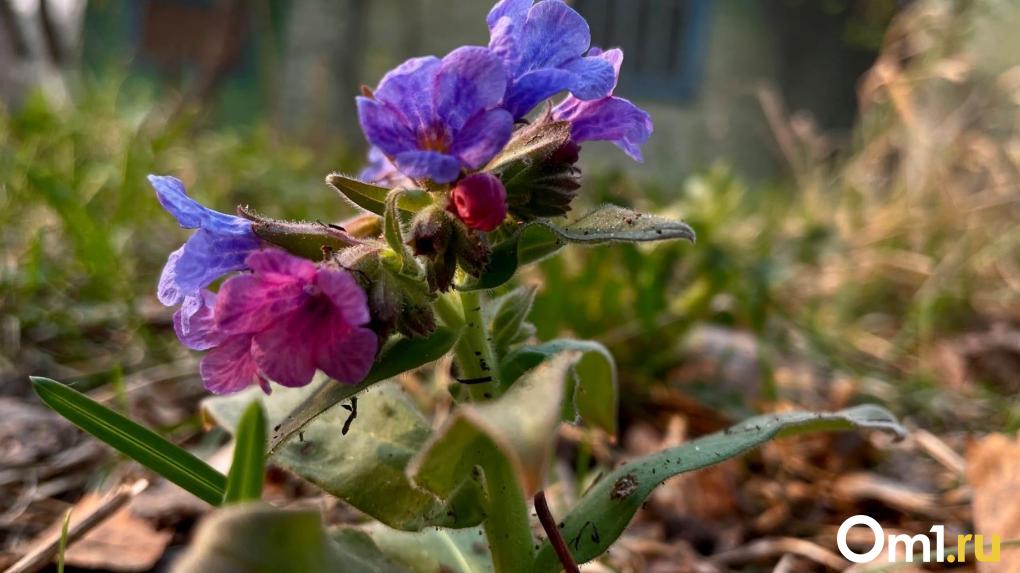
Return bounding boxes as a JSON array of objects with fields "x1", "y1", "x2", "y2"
[
  {"x1": 149, "y1": 175, "x2": 261, "y2": 308},
  {"x1": 487, "y1": 0, "x2": 616, "y2": 120},
  {"x1": 357, "y1": 47, "x2": 514, "y2": 184},
  {"x1": 552, "y1": 48, "x2": 653, "y2": 161}
]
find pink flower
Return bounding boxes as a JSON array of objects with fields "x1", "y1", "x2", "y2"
[
  {"x1": 183, "y1": 249, "x2": 378, "y2": 394},
  {"x1": 449, "y1": 173, "x2": 508, "y2": 232}
]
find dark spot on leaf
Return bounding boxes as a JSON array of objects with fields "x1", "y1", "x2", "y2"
[{"x1": 611, "y1": 473, "x2": 638, "y2": 500}]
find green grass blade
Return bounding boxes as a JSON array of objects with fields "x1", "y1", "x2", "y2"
[
  {"x1": 31, "y1": 377, "x2": 226, "y2": 505},
  {"x1": 57, "y1": 507, "x2": 72, "y2": 573},
  {"x1": 223, "y1": 401, "x2": 267, "y2": 504}
]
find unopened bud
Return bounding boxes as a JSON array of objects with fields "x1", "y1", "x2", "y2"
[
  {"x1": 406, "y1": 206, "x2": 453, "y2": 258},
  {"x1": 449, "y1": 173, "x2": 508, "y2": 232}
]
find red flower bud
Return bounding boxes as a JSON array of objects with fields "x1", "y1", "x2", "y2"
[{"x1": 449, "y1": 173, "x2": 508, "y2": 232}]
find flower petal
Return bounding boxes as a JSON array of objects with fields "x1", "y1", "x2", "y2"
[
  {"x1": 252, "y1": 314, "x2": 318, "y2": 388},
  {"x1": 487, "y1": 0, "x2": 532, "y2": 29},
  {"x1": 157, "y1": 246, "x2": 186, "y2": 306},
  {"x1": 214, "y1": 272, "x2": 306, "y2": 335},
  {"x1": 173, "y1": 290, "x2": 223, "y2": 350},
  {"x1": 558, "y1": 54, "x2": 616, "y2": 100},
  {"x1": 435, "y1": 47, "x2": 508, "y2": 132},
  {"x1": 315, "y1": 322, "x2": 378, "y2": 384},
  {"x1": 315, "y1": 268, "x2": 371, "y2": 326},
  {"x1": 555, "y1": 96, "x2": 653, "y2": 162},
  {"x1": 521, "y1": 0, "x2": 591, "y2": 70},
  {"x1": 449, "y1": 108, "x2": 514, "y2": 169},
  {"x1": 374, "y1": 56, "x2": 441, "y2": 129},
  {"x1": 171, "y1": 228, "x2": 260, "y2": 298},
  {"x1": 357, "y1": 97, "x2": 418, "y2": 158},
  {"x1": 245, "y1": 249, "x2": 317, "y2": 280},
  {"x1": 504, "y1": 68, "x2": 573, "y2": 119},
  {"x1": 148, "y1": 175, "x2": 206, "y2": 229},
  {"x1": 360, "y1": 147, "x2": 414, "y2": 188},
  {"x1": 394, "y1": 150, "x2": 462, "y2": 184},
  {"x1": 200, "y1": 334, "x2": 261, "y2": 394}
]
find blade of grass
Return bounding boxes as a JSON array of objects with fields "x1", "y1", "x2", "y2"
[
  {"x1": 31, "y1": 377, "x2": 226, "y2": 505},
  {"x1": 223, "y1": 401, "x2": 267, "y2": 504},
  {"x1": 57, "y1": 508, "x2": 71, "y2": 573}
]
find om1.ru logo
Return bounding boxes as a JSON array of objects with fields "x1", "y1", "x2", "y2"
[{"x1": 837, "y1": 515, "x2": 1001, "y2": 563}]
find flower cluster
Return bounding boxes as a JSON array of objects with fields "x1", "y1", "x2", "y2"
[
  {"x1": 150, "y1": 177, "x2": 377, "y2": 394},
  {"x1": 152, "y1": 0, "x2": 652, "y2": 395},
  {"x1": 360, "y1": 0, "x2": 652, "y2": 212}
]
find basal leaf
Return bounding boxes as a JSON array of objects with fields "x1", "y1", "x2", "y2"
[
  {"x1": 171, "y1": 504, "x2": 411, "y2": 573},
  {"x1": 484, "y1": 120, "x2": 572, "y2": 174},
  {"x1": 500, "y1": 339, "x2": 618, "y2": 436},
  {"x1": 32, "y1": 377, "x2": 226, "y2": 506},
  {"x1": 266, "y1": 327, "x2": 459, "y2": 452},
  {"x1": 204, "y1": 381, "x2": 484, "y2": 531},
  {"x1": 327, "y1": 173, "x2": 431, "y2": 216},
  {"x1": 223, "y1": 401, "x2": 266, "y2": 504},
  {"x1": 346, "y1": 524, "x2": 494, "y2": 573},
  {"x1": 532, "y1": 406, "x2": 906, "y2": 571},
  {"x1": 459, "y1": 205, "x2": 696, "y2": 290}
]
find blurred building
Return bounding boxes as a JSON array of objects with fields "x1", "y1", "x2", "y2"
[{"x1": 4, "y1": 0, "x2": 895, "y2": 182}]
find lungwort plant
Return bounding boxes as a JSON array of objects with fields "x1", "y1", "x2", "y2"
[{"x1": 33, "y1": 1, "x2": 905, "y2": 571}]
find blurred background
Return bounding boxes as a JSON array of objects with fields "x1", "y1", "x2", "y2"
[{"x1": 1, "y1": 1, "x2": 1019, "y2": 571}]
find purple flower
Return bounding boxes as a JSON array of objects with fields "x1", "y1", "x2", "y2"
[
  {"x1": 193, "y1": 249, "x2": 378, "y2": 394},
  {"x1": 357, "y1": 47, "x2": 514, "y2": 184},
  {"x1": 149, "y1": 175, "x2": 261, "y2": 308},
  {"x1": 173, "y1": 289, "x2": 223, "y2": 351},
  {"x1": 552, "y1": 48, "x2": 653, "y2": 161},
  {"x1": 449, "y1": 173, "x2": 508, "y2": 232},
  {"x1": 487, "y1": 0, "x2": 615, "y2": 120},
  {"x1": 359, "y1": 147, "x2": 415, "y2": 189}
]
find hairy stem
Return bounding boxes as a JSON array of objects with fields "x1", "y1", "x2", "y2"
[{"x1": 452, "y1": 290, "x2": 500, "y2": 401}]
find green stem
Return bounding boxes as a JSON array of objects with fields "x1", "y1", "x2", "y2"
[
  {"x1": 432, "y1": 293, "x2": 464, "y2": 329},
  {"x1": 480, "y1": 450, "x2": 536, "y2": 573},
  {"x1": 452, "y1": 290, "x2": 500, "y2": 401},
  {"x1": 447, "y1": 291, "x2": 533, "y2": 571}
]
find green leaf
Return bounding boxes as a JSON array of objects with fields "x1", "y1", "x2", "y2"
[
  {"x1": 500, "y1": 339, "x2": 618, "y2": 436},
  {"x1": 532, "y1": 405, "x2": 906, "y2": 572},
  {"x1": 204, "y1": 382, "x2": 484, "y2": 531},
  {"x1": 488, "y1": 286, "x2": 537, "y2": 359},
  {"x1": 240, "y1": 206, "x2": 361, "y2": 260},
  {"x1": 346, "y1": 524, "x2": 494, "y2": 573},
  {"x1": 266, "y1": 327, "x2": 459, "y2": 453},
  {"x1": 459, "y1": 205, "x2": 696, "y2": 290},
  {"x1": 484, "y1": 120, "x2": 572, "y2": 174},
  {"x1": 171, "y1": 504, "x2": 412, "y2": 573},
  {"x1": 411, "y1": 355, "x2": 574, "y2": 501},
  {"x1": 31, "y1": 377, "x2": 226, "y2": 506},
  {"x1": 223, "y1": 401, "x2": 266, "y2": 504},
  {"x1": 407, "y1": 357, "x2": 578, "y2": 572},
  {"x1": 327, "y1": 173, "x2": 432, "y2": 216}
]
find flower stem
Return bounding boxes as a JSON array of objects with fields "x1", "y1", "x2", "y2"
[
  {"x1": 535, "y1": 491, "x2": 579, "y2": 573},
  {"x1": 480, "y1": 450, "x2": 536, "y2": 572},
  {"x1": 452, "y1": 290, "x2": 500, "y2": 401}
]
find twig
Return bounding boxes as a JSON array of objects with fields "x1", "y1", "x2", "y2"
[
  {"x1": 534, "y1": 490, "x2": 579, "y2": 573},
  {"x1": 5, "y1": 480, "x2": 149, "y2": 573}
]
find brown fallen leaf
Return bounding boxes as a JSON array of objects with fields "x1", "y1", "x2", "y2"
[
  {"x1": 967, "y1": 433, "x2": 1020, "y2": 573},
  {"x1": 63, "y1": 497, "x2": 173, "y2": 571}
]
